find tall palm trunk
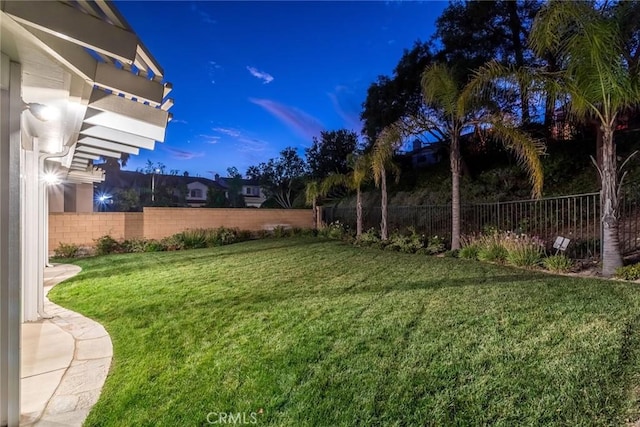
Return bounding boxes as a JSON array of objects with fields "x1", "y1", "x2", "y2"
[
  {"x1": 600, "y1": 125, "x2": 623, "y2": 277},
  {"x1": 312, "y1": 198, "x2": 317, "y2": 229},
  {"x1": 380, "y1": 166, "x2": 388, "y2": 240},
  {"x1": 450, "y1": 135, "x2": 462, "y2": 250},
  {"x1": 356, "y1": 188, "x2": 363, "y2": 237}
]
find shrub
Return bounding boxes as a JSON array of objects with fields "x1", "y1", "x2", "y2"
[
  {"x1": 543, "y1": 254, "x2": 573, "y2": 273},
  {"x1": 272, "y1": 225, "x2": 291, "y2": 238},
  {"x1": 291, "y1": 227, "x2": 316, "y2": 237},
  {"x1": 121, "y1": 238, "x2": 148, "y2": 253},
  {"x1": 54, "y1": 242, "x2": 79, "y2": 259},
  {"x1": 94, "y1": 235, "x2": 120, "y2": 255},
  {"x1": 459, "y1": 245, "x2": 479, "y2": 260},
  {"x1": 355, "y1": 228, "x2": 380, "y2": 247},
  {"x1": 425, "y1": 235, "x2": 446, "y2": 255},
  {"x1": 321, "y1": 221, "x2": 350, "y2": 240},
  {"x1": 144, "y1": 240, "x2": 165, "y2": 252},
  {"x1": 236, "y1": 229, "x2": 254, "y2": 241},
  {"x1": 477, "y1": 243, "x2": 508, "y2": 263},
  {"x1": 253, "y1": 229, "x2": 272, "y2": 240},
  {"x1": 615, "y1": 263, "x2": 640, "y2": 281},
  {"x1": 175, "y1": 229, "x2": 208, "y2": 249},
  {"x1": 502, "y1": 233, "x2": 545, "y2": 268},
  {"x1": 444, "y1": 249, "x2": 459, "y2": 258},
  {"x1": 161, "y1": 235, "x2": 185, "y2": 251}
]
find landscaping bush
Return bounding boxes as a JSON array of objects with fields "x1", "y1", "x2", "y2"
[
  {"x1": 143, "y1": 240, "x2": 166, "y2": 252},
  {"x1": 355, "y1": 228, "x2": 380, "y2": 247},
  {"x1": 502, "y1": 233, "x2": 545, "y2": 268},
  {"x1": 478, "y1": 243, "x2": 508, "y2": 263},
  {"x1": 94, "y1": 235, "x2": 120, "y2": 255},
  {"x1": 615, "y1": 263, "x2": 640, "y2": 281},
  {"x1": 444, "y1": 249, "x2": 459, "y2": 258},
  {"x1": 161, "y1": 235, "x2": 185, "y2": 251},
  {"x1": 121, "y1": 238, "x2": 149, "y2": 253},
  {"x1": 459, "y1": 244, "x2": 480, "y2": 260},
  {"x1": 386, "y1": 228, "x2": 425, "y2": 253},
  {"x1": 272, "y1": 225, "x2": 292, "y2": 238},
  {"x1": 175, "y1": 229, "x2": 208, "y2": 249},
  {"x1": 53, "y1": 242, "x2": 79, "y2": 259},
  {"x1": 543, "y1": 254, "x2": 574, "y2": 273},
  {"x1": 425, "y1": 235, "x2": 446, "y2": 255},
  {"x1": 320, "y1": 220, "x2": 350, "y2": 240}
]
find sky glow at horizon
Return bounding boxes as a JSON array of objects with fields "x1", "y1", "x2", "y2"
[{"x1": 115, "y1": 1, "x2": 448, "y2": 178}]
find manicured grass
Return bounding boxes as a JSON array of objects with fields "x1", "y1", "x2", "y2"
[{"x1": 49, "y1": 238, "x2": 640, "y2": 426}]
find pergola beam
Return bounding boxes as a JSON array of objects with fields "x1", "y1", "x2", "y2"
[
  {"x1": 3, "y1": 1, "x2": 138, "y2": 65},
  {"x1": 79, "y1": 124, "x2": 156, "y2": 150},
  {"x1": 94, "y1": 62, "x2": 164, "y2": 106},
  {"x1": 78, "y1": 136, "x2": 140, "y2": 155},
  {"x1": 83, "y1": 108, "x2": 167, "y2": 142},
  {"x1": 75, "y1": 144, "x2": 121, "y2": 158},
  {"x1": 88, "y1": 89, "x2": 168, "y2": 127}
]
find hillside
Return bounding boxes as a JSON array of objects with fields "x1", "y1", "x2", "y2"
[{"x1": 331, "y1": 131, "x2": 640, "y2": 209}]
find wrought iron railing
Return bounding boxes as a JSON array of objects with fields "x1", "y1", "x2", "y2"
[{"x1": 324, "y1": 192, "x2": 640, "y2": 259}]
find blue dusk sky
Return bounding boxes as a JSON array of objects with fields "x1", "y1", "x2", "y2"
[{"x1": 115, "y1": 1, "x2": 448, "y2": 178}]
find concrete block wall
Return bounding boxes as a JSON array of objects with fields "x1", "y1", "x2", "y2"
[
  {"x1": 142, "y1": 208, "x2": 314, "y2": 240},
  {"x1": 49, "y1": 208, "x2": 314, "y2": 251},
  {"x1": 48, "y1": 212, "x2": 139, "y2": 249}
]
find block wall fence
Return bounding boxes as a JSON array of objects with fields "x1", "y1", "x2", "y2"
[{"x1": 48, "y1": 208, "x2": 314, "y2": 251}]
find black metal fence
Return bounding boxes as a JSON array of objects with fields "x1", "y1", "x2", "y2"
[{"x1": 324, "y1": 192, "x2": 640, "y2": 259}]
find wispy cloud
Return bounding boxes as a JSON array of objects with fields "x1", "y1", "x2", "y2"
[
  {"x1": 328, "y1": 86, "x2": 364, "y2": 133},
  {"x1": 163, "y1": 146, "x2": 204, "y2": 160},
  {"x1": 190, "y1": 3, "x2": 216, "y2": 24},
  {"x1": 249, "y1": 98, "x2": 324, "y2": 141},
  {"x1": 199, "y1": 134, "x2": 221, "y2": 144},
  {"x1": 209, "y1": 61, "x2": 222, "y2": 69},
  {"x1": 212, "y1": 127, "x2": 241, "y2": 138},
  {"x1": 171, "y1": 119, "x2": 188, "y2": 124},
  {"x1": 246, "y1": 66, "x2": 274, "y2": 84}
]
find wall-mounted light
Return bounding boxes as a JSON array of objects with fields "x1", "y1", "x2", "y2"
[
  {"x1": 42, "y1": 171, "x2": 61, "y2": 185},
  {"x1": 24, "y1": 103, "x2": 60, "y2": 122}
]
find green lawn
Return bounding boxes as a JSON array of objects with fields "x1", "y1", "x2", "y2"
[{"x1": 49, "y1": 238, "x2": 640, "y2": 426}]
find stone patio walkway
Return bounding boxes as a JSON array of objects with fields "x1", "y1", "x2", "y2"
[{"x1": 21, "y1": 264, "x2": 112, "y2": 426}]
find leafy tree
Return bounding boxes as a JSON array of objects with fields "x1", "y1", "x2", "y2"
[
  {"x1": 306, "y1": 129, "x2": 359, "y2": 180},
  {"x1": 225, "y1": 166, "x2": 246, "y2": 208},
  {"x1": 420, "y1": 62, "x2": 544, "y2": 250},
  {"x1": 361, "y1": 41, "x2": 434, "y2": 146},
  {"x1": 528, "y1": 0, "x2": 640, "y2": 276},
  {"x1": 112, "y1": 188, "x2": 140, "y2": 212},
  {"x1": 247, "y1": 147, "x2": 307, "y2": 209},
  {"x1": 371, "y1": 125, "x2": 402, "y2": 240},
  {"x1": 206, "y1": 187, "x2": 228, "y2": 208},
  {"x1": 433, "y1": 0, "x2": 543, "y2": 122},
  {"x1": 321, "y1": 154, "x2": 370, "y2": 237}
]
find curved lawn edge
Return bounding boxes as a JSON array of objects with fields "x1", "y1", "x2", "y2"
[{"x1": 49, "y1": 238, "x2": 640, "y2": 426}]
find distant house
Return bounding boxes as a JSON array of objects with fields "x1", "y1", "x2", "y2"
[
  {"x1": 214, "y1": 174, "x2": 267, "y2": 208},
  {"x1": 406, "y1": 139, "x2": 445, "y2": 169},
  {"x1": 94, "y1": 165, "x2": 226, "y2": 210}
]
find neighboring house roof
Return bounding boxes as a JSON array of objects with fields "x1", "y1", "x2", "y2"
[
  {"x1": 214, "y1": 176, "x2": 261, "y2": 189},
  {"x1": 96, "y1": 166, "x2": 226, "y2": 191}
]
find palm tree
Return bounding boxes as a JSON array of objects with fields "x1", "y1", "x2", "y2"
[
  {"x1": 305, "y1": 180, "x2": 321, "y2": 228},
  {"x1": 421, "y1": 63, "x2": 545, "y2": 250},
  {"x1": 371, "y1": 124, "x2": 402, "y2": 240},
  {"x1": 321, "y1": 154, "x2": 370, "y2": 237},
  {"x1": 529, "y1": 1, "x2": 640, "y2": 276}
]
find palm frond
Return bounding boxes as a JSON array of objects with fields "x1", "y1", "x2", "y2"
[
  {"x1": 320, "y1": 173, "x2": 348, "y2": 196},
  {"x1": 422, "y1": 63, "x2": 460, "y2": 117},
  {"x1": 304, "y1": 180, "x2": 320, "y2": 205},
  {"x1": 490, "y1": 121, "x2": 545, "y2": 198}
]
